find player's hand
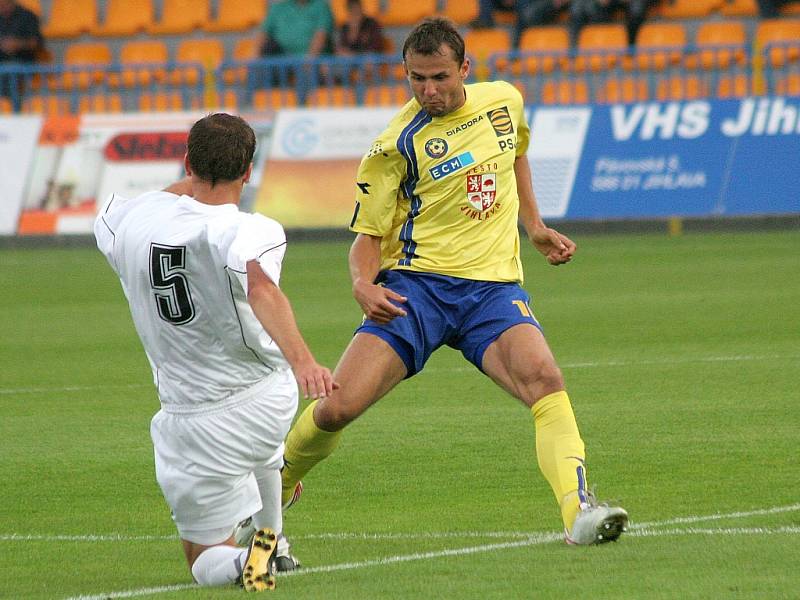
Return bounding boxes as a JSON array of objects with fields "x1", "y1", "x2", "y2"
[
  {"x1": 292, "y1": 360, "x2": 340, "y2": 399},
  {"x1": 353, "y1": 280, "x2": 407, "y2": 324},
  {"x1": 529, "y1": 226, "x2": 576, "y2": 265}
]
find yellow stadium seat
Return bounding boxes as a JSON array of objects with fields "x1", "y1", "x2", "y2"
[
  {"x1": 756, "y1": 19, "x2": 800, "y2": 66},
  {"x1": 695, "y1": 21, "x2": 747, "y2": 69},
  {"x1": 43, "y1": 0, "x2": 97, "y2": 38},
  {"x1": 718, "y1": 0, "x2": 758, "y2": 16},
  {"x1": 94, "y1": 0, "x2": 155, "y2": 36},
  {"x1": 149, "y1": 0, "x2": 211, "y2": 35},
  {"x1": 518, "y1": 26, "x2": 570, "y2": 73},
  {"x1": 636, "y1": 23, "x2": 687, "y2": 70},
  {"x1": 62, "y1": 42, "x2": 112, "y2": 90},
  {"x1": 119, "y1": 40, "x2": 169, "y2": 87},
  {"x1": 330, "y1": 0, "x2": 382, "y2": 25},
  {"x1": 380, "y1": 0, "x2": 438, "y2": 26},
  {"x1": 442, "y1": 0, "x2": 480, "y2": 24},
  {"x1": 658, "y1": 0, "x2": 721, "y2": 18},
  {"x1": 253, "y1": 88, "x2": 299, "y2": 110},
  {"x1": 576, "y1": 24, "x2": 627, "y2": 71},
  {"x1": 173, "y1": 39, "x2": 225, "y2": 85},
  {"x1": 205, "y1": 0, "x2": 266, "y2": 32}
]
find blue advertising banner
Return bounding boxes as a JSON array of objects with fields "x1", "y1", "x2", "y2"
[{"x1": 529, "y1": 97, "x2": 800, "y2": 219}]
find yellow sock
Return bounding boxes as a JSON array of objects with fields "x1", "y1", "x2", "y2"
[
  {"x1": 281, "y1": 400, "x2": 342, "y2": 505},
  {"x1": 531, "y1": 391, "x2": 588, "y2": 532}
]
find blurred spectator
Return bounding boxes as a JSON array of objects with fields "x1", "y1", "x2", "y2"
[
  {"x1": 517, "y1": 0, "x2": 571, "y2": 33},
  {"x1": 335, "y1": 0, "x2": 384, "y2": 56},
  {"x1": 258, "y1": 0, "x2": 334, "y2": 58},
  {"x1": 569, "y1": 0, "x2": 654, "y2": 46},
  {"x1": 756, "y1": 0, "x2": 789, "y2": 17},
  {"x1": 0, "y1": 0, "x2": 43, "y2": 110},
  {"x1": 470, "y1": 0, "x2": 517, "y2": 28}
]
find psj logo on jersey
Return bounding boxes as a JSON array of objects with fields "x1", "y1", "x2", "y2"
[{"x1": 461, "y1": 173, "x2": 500, "y2": 221}]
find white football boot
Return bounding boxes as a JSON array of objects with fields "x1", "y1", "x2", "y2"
[{"x1": 565, "y1": 493, "x2": 629, "y2": 545}]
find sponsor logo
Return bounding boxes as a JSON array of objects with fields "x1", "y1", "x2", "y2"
[
  {"x1": 424, "y1": 137, "x2": 448, "y2": 158},
  {"x1": 367, "y1": 141, "x2": 384, "y2": 158},
  {"x1": 281, "y1": 118, "x2": 318, "y2": 157},
  {"x1": 446, "y1": 115, "x2": 483, "y2": 136},
  {"x1": 356, "y1": 181, "x2": 371, "y2": 194},
  {"x1": 104, "y1": 132, "x2": 188, "y2": 161},
  {"x1": 487, "y1": 107, "x2": 514, "y2": 137},
  {"x1": 429, "y1": 151, "x2": 475, "y2": 180},
  {"x1": 466, "y1": 173, "x2": 497, "y2": 212}
]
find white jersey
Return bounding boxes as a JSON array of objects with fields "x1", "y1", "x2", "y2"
[{"x1": 95, "y1": 190, "x2": 290, "y2": 409}]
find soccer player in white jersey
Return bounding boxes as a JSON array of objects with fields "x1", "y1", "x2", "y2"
[
  {"x1": 94, "y1": 113, "x2": 337, "y2": 591},
  {"x1": 279, "y1": 18, "x2": 629, "y2": 545}
]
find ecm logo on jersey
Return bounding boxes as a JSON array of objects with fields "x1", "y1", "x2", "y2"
[
  {"x1": 429, "y1": 151, "x2": 475, "y2": 180},
  {"x1": 487, "y1": 107, "x2": 514, "y2": 137}
]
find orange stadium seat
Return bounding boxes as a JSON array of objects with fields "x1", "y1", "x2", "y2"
[
  {"x1": 22, "y1": 95, "x2": 70, "y2": 115},
  {"x1": 541, "y1": 78, "x2": 589, "y2": 104},
  {"x1": 43, "y1": 0, "x2": 97, "y2": 38},
  {"x1": 62, "y1": 42, "x2": 112, "y2": 90},
  {"x1": 149, "y1": 0, "x2": 211, "y2": 35},
  {"x1": 716, "y1": 73, "x2": 750, "y2": 98},
  {"x1": 306, "y1": 85, "x2": 357, "y2": 107},
  {"x1": 655, "y1": 75, "x2": 709, "y2": 100},
  {"x1": 94, "y1": 0, "x2": 154, "y2": 36},
  {"x1": 658, "y1": 0, "x2": 721, "y2": 18},
  {"x1": 442, "y1": 0, "x2": 480, "y2": 24},
  {"x1": 636, "y1": 23, "x2": 687, "y2": 70},
  {"x1": 775, "y1": 73, "x2": 800, "y2": 94},
  {"x1": 139, "y1": 92, "x2": 186, "y2": 112},
  {"x1": 205, "y1": 0, "x2": 267, "y2": 32},
  {"x1": 78, "y1": 94, "x2": 123, "y2": 114},
  {"x1": 0, "y1": 97, "x2": 13, "y2": 113},
  {"x1": 173, "y1": 39, "x2": 225, "y2": 85},
  {"x1": 380, "y1": 0, "x2": 439, "y2": 26},
  {"x1": 222, "y1": 38, "x2": 260, "y2": 85},
  {"x1": 755, "y1": 19, "x2": 800, "y2": 66},
  {"x1": 576, "y1": 24, "x2": 627, "y2": 71},
  {"x1": 718, "y1": 0, "x2": 759, "y2": 16},
  {"x1": 363, "y1": 83, "x2": 410, "y2": 106},
  {"x1": 464, "y1": 27, "x2": 511, "y2": 63},
  {"x1": 517, "y1": 26, "x2": 570, "y2": 73},
  {"x1": 781, "y1": 1, "x2": 800, "y2": 14},
  {"x1": 119, "y1": 40, "x2": 169, "y2": 87},
  {"x1": 253, "y1": 88, "x2": 299, "y2": 110},
  {"x1": 330, "y1": 0, "x2": 382, "y2": 25},
  {"x1": 695, "y1": 21, "x2": 747, "y2": 69},
  {"x1": 597, "y1": 77, "x2": 649, "y2": 103}
]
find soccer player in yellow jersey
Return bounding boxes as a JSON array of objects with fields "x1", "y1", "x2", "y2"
[{"x1": 281, "y1": 17, "x2": 629, "y2": 544}]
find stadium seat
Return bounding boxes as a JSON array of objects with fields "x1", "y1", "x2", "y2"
[
  {"x1": 380, "y1": 0, "x2": 438, "y2": 25},
  {"x1": 119, "y1": 40, "x2": 169, "y2": 87},
  {"x1": 0, "y1": 97, "x2": 13, "y2": 113},
  {"x1": 363, "y1": 83, "x2": 410, "y2": 106},
  {"x1": 330, "y1": 0, "x2": 382, "y2": 25},
  {"x1": 43, "y1": 0, "x2": 97, "y2": 38},
  {"x1": 517, "y1": 26, "x2": 570, "y2": 73},
  {"x1": 62, "y1": 42, "x2": 112, "y2": 90},
  {"x1": 139, "y1": 92, "x2": 186, "y2": 112},
  {"x1": 597, "y1": 76, "x2": 649, "y2": 103},
  {"x1": 658, "y1": 0, "x2": 721, "y2": 18},
  {"x1": 306, "y1": 85, "x2": 357, "y2": 107},
  {"x1": 94, "y1": 0, "x2": 155, "y2": 36},
  {"x1": 655, "y1": 75, "x2": 708, "y2": 100},
  {"x1": 205, "y1": 0, "x2": 267, "y2": 32},
  {"x1": 252, "y1": 88, "x2": 299, "y2": 110},
  {"x1": 78, "y1": 93, "x2": 123, "y2": 114},
  {"x1": 540, "y1": 78, "x2": 589, "y2": 104},
  {"x1": 464, "y1": 27, "x2": 511, "y2": 61},
  {"x1": 22, "y1": 95, "x2": 70, "y2": 115},
  {"x1": 149, "y1": 0, "x2": 211, "y2": 35},
  {"x1": 222, "y1": 38, "x2": 260, "y2": 85},
  {"x1": 695, "y1": 21, "x2": 747, "y2": 69},
  {"x1": 755, "y1": 19, "x2": 800, "y2": 67},
  {"x1": 576, "y1": 24, "x2": 628, "y2": 71},
  {"x1": 781, "y1": 0, "x2": 800, "y2": 14},
  {"x1": 442, "y1": 0, "x2": 479, "y2": 24},
  {"x1": 718, "y1": 0, "x2": 758, "y2": 16},
  {"x1": 635, "y1": 23, "x2": 687, "y2": 70},
  {"x1": 716, "y1": 73, "x2": 750, "y2": 98},
  {"x1": 173, "y1": 39, "x2": 225, "y2": 85},
  {"x1": 775, "y1": 73, "x2": 800, "y2": 94}
]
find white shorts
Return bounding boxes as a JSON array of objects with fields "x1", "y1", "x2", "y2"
[{"x1": 150, "y1": 368, "x2": 298, "y2": 544}]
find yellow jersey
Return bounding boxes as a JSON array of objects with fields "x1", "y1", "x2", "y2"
[{"x1": 350, "y1": 80, "x2": 530, "y2": 283}]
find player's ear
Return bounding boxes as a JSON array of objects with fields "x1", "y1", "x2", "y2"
[
  {"x1": 243, "y1": 163, "x2": 253, "y2": 184},
  {"x1": 183, "y1": 153, "x2": 192, "y2": 177},
  {"x1": 461, "y1": 57, "x2": 470, "y2": 80}
]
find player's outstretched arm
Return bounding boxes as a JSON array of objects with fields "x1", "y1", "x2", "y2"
[
  {"x1": 349, "y1": 233, "x2": 407, "y2": 324},
  {"x1": 514, "y1": 155, "x2": 576, "y2": 266},
  {"x1": 246, "y1": 259, "x2": 338, "y2": 399}
]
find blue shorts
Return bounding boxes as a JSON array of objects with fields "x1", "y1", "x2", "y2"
[{"x1": 356, "y1": 270, "x2": 542, "y2": 378}]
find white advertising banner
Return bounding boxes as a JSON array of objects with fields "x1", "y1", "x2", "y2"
[{"x1": 0, "y1": 116, "x2": 42, "y2": 235}]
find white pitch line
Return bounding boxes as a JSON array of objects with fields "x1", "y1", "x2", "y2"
[
  {"x1": 61, "y1": 524, "x2": 800, "y2": 600},
  {"x1": 3, "y1": 354, "x2": 799, "y2": 396}
]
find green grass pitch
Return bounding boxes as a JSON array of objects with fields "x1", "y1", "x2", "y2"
[{"x1": 1, "y1": 230, "x2": 798, "y2": 599}]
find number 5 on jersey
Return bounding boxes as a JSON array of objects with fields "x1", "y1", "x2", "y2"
[{"x1": 150, "y1": 243, "x2": 196, "y2": 325}]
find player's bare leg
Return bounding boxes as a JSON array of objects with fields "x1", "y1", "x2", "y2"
[
  {"x1": 280, "y1": 332, "x2": 407, "y2": 503},
  {"x1": 482, "y1": 323, "x2": 628, "y2": 544}
]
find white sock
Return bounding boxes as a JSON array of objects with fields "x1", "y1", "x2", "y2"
[
  {"x1": 252, "y1": 468, "x2": 283, "y2": 535},
  {"x1": 191, "y1": 545, "x2": 248, "y2": 586}
]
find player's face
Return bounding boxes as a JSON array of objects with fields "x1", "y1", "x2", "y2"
[{"x1": 404, "y1": 44, "x2": 469, "y2": 117}]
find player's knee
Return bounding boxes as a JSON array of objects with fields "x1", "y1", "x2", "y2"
[
  {"x1": 314, "y1": 400, "x2": 357, "y2": 431},
  {"x1": 518, "y1": 361, "x2": 563, "y2": 397}
]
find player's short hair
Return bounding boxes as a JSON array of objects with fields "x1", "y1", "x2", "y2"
[
  {"x1": 187, "y1": 113, "x2": 256, "y2": 187},
  {"x1": 402, "y1": 17, "x2": 465, "y2": 66}
]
